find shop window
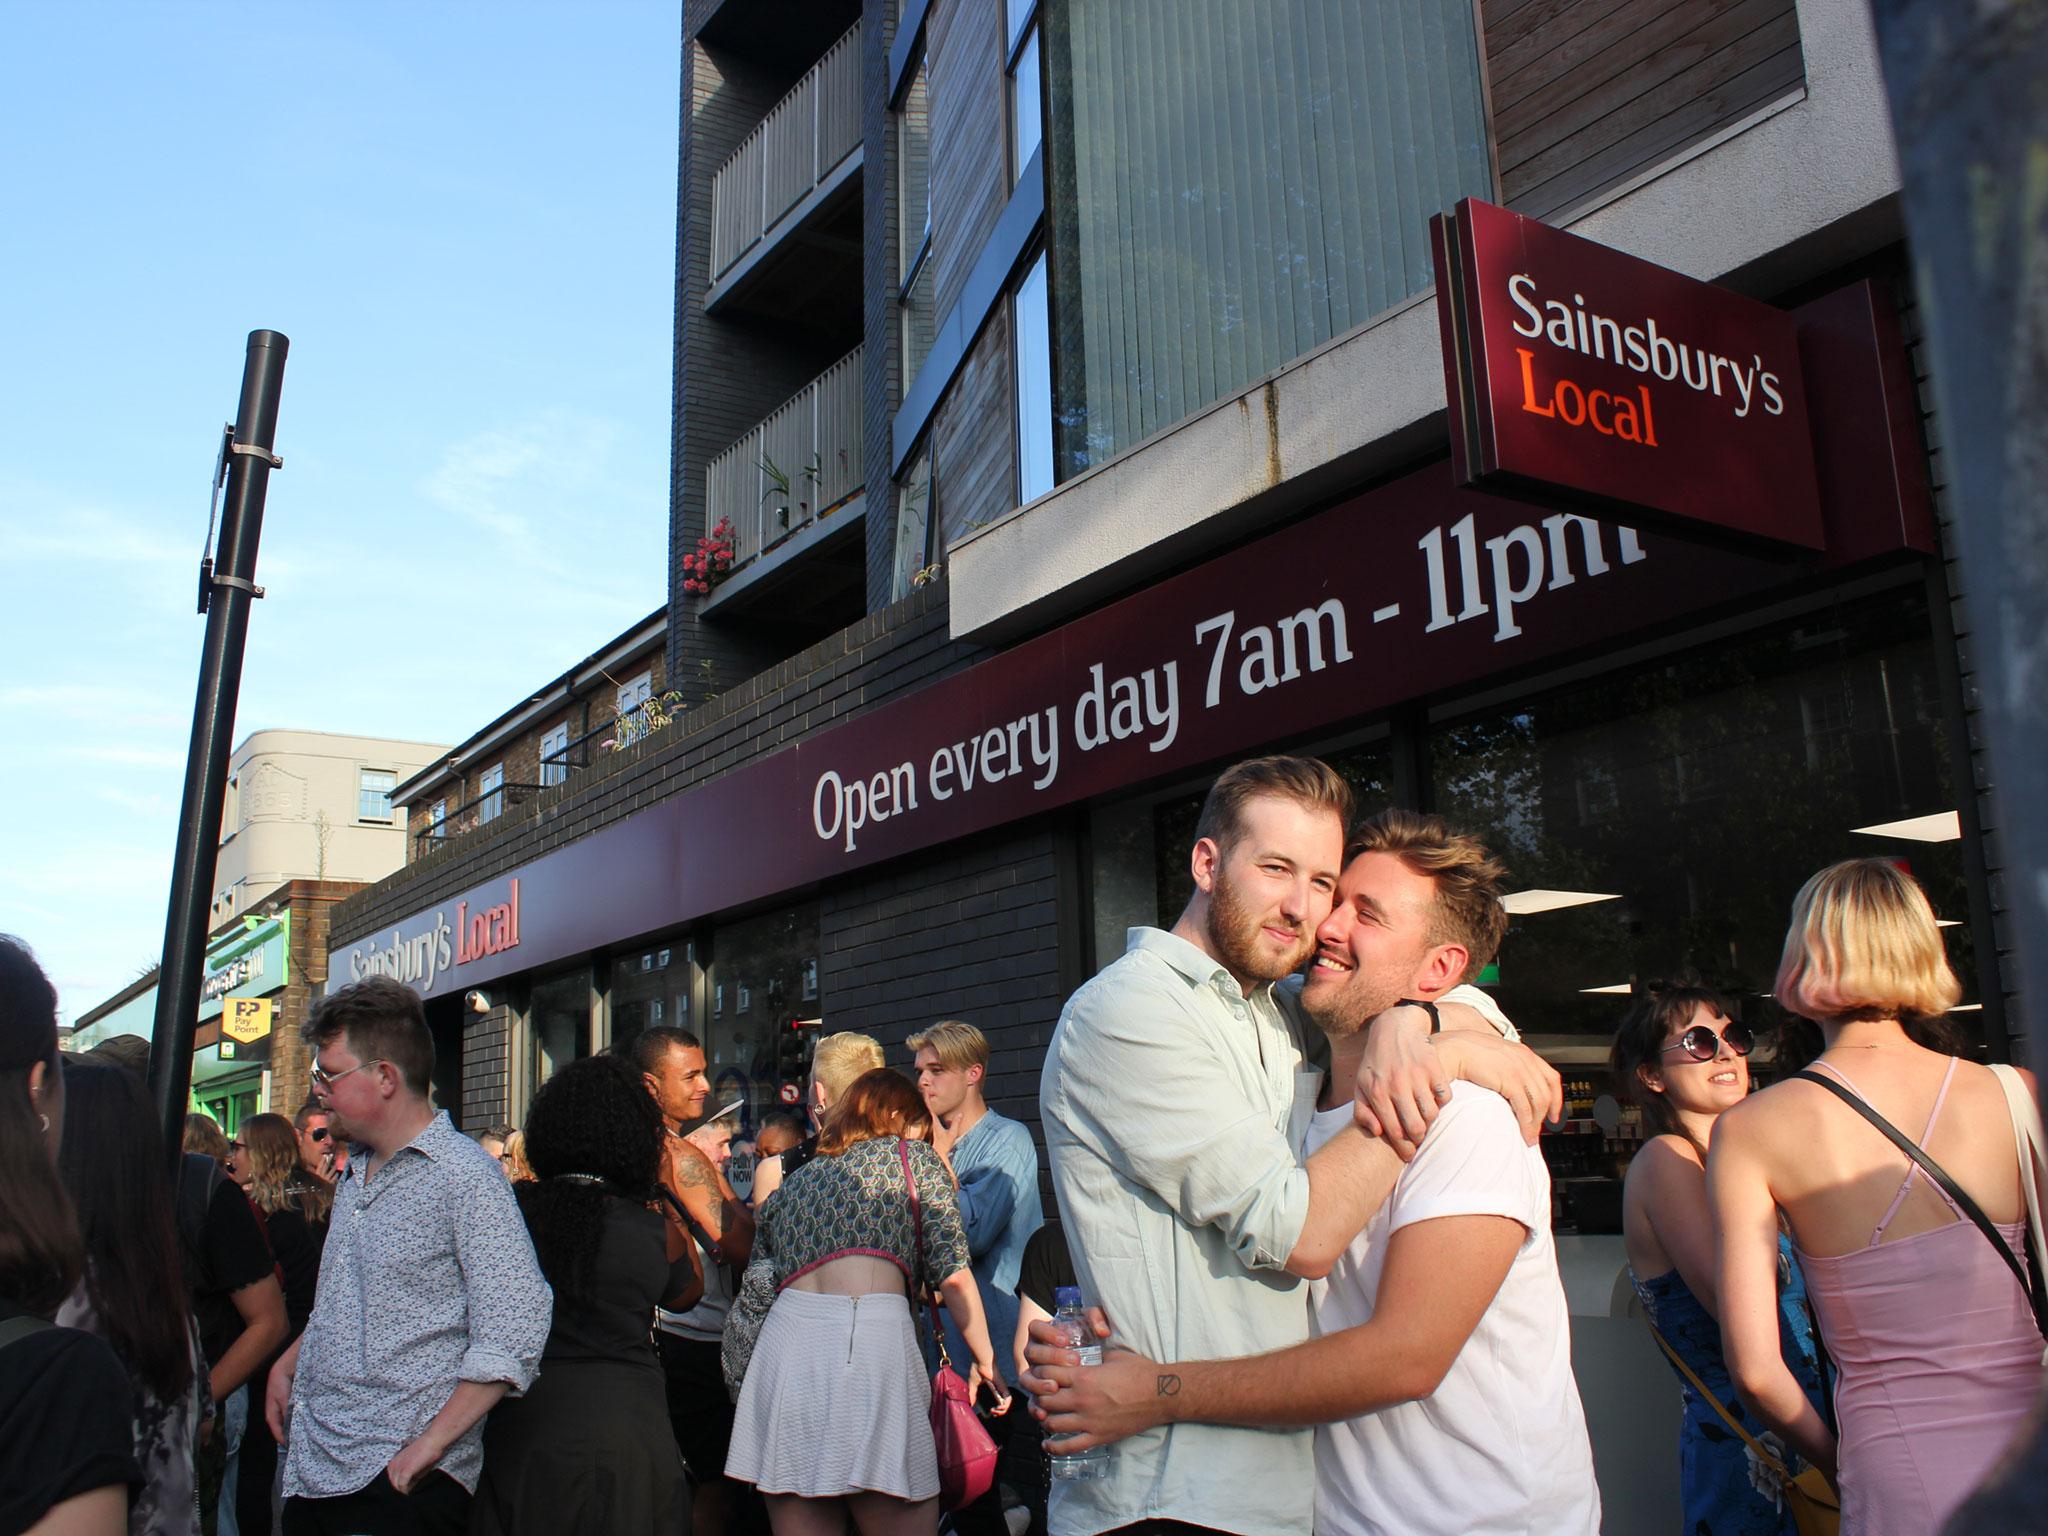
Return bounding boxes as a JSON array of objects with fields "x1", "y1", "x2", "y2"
[
  {"x1": 1429, "y1": 587, "x2": 1978, "y2": 1082},
  {"x1": 358, "y1": 769, "x2": 396, "y2": 823},
  {"x1": 705, "y1": 903, "x2": 822, "y2": 1154},
  {"x1": 528, "y1": 967, "x2": 593, "y2": 1093},
  {"x1": 606, "y1": 941, "x2": 697, "y2": 1060}
]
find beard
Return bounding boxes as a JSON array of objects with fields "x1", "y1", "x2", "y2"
[
  {"x1": 1298, "y1": 956, "x2": 1407, "y2": 1039},
  {"x1": 1206, "y1": 874, "x2": 1316, "y2": 984}
]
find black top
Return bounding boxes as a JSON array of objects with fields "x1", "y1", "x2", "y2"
[
  {"x1": 192, "y1": 1180, "x2": 276, "y2": 1368},
  {"x1": 1016, "y1": 1220, "x2": 1076, "y2": 1314},
  {"x1": 542, "y1": 1201, "x2": 676, "y2": 1368},
  {"x1": 0, "y1": 1300, "x2": 140, "y2": 1536},
  {"x1": 262, "y1": 1201, "x2": 328, "y2": 1339},
  {"x1": 778, "y1": 1134, "x2": 820, "y2": 1182}
]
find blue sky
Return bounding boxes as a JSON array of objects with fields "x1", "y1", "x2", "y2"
[{"x1": 0, "y1": 1, "x2": 681, "y2": 1020}]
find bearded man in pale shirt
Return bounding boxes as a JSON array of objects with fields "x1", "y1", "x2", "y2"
[{"x1": 1038, "y1": 759, "x2": 1561, "y2": 1536}]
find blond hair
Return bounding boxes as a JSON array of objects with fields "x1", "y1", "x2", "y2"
[
  {"x1": 1775, "y1": 858, "x2": 1961, "y2": 1024},
  {"x1": 1347, "y1": 809, "x2": 1510, "y2": 982},
  {"x1": 1193, "y1": 756, "x2": 1353, "y2": 855},
  {"x1": 810, "y1": 1031, "x2": 885, "y2": 1104},
  {"x1": 905, "y1": 1019, "x2": 989, "y2": 1075}
]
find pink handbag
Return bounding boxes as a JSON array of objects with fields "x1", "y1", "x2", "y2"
[{"x1": 900, "y1": 1138, "x2": 999, "y2": 1511}]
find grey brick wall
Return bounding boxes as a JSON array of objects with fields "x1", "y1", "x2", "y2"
[{"x1": 462, "y1": 1004, "x2": 514, "y2": 1129}]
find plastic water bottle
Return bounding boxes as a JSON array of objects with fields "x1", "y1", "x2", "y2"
[{"x1": 1047, "y1": 1286, "x2": 1113, "y2": 1481}]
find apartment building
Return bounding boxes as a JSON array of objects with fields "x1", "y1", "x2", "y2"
[{"x1": 325, "y1": 5, "x2": 2007, "y2": 1516}]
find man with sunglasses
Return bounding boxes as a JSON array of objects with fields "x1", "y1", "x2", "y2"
[
  {"x1": 294, "y1": 1100, "x2": 337, "y2": 1185},
  {"x1": 266, "y1": 979, "x2": 550, "y2": 1536}
]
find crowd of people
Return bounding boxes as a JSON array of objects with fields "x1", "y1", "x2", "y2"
[{"x1": 2, "y1": 752, "x2": 2042, "y2": 1536}]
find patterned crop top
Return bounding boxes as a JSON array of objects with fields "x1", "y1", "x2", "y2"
[{"x1": 758, "y1": 1135, "x2": 972, "y2": 1291}]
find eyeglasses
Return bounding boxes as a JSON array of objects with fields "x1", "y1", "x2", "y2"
[
  {"x1": 1660, "y1": 1021, "x2": 1754, "y2": 1062},
  {"x1": 310, "y1": 1059, "x2": 385, "y2": 1090},
  {"x1": 308, "y1": 1127, "x2": 330, "y2": 1142}
]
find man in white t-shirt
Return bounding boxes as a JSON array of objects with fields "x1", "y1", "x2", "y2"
[{"x1": 1027, "y1": 811, "x2": 1599, "y2": 1535}]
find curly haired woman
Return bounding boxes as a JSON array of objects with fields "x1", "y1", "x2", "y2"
[{"x1": 471, "y1": 1053, "x2": 703, "y2": 1536}]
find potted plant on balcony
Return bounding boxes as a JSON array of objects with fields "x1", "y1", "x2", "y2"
[
  {"x1": 760, "y1": 452, "x2": 822, "y2": 538},
  {"x1": 682, "y1": 517, "x2": 736, "y2": 595}
]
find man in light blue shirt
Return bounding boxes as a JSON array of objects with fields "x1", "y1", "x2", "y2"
[{"x1": 914, "y1": 1018, "x2": 1043, "y2": 1387}]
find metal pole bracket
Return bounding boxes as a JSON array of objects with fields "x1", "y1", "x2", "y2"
[
  {"x1": 229, "y1": 442, "x2": 284, "y2": 469},
  {"x1": 211, "y1": 573, "x2": 266, "y2": 599}
]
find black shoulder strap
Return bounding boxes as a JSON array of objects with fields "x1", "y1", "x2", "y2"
[
  {"x1": 0, "y1": 1313, "x2": 52, "y2": 1351},
  {"x1": 1795, "y1": 1069, "x2": 2048, "y2": 1338}
]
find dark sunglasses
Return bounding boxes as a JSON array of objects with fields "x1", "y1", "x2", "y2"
[
  {"x1": 1660, "y1": 1021, "x2": 1754, "y2": 1062},
  {"x1": 309, "y1": 1127, "x2": 331, "y2": 1142}
]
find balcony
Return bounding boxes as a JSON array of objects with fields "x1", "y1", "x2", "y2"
[
  {"x1": 706, "y1": 22, "x2": 863, "y2": 322},
  {"x1": 702, "y1": 347, "x2": 865, "y2": 622},
  {"x1": 414, "y1": 782, "x2": 546, "y2": 860}
]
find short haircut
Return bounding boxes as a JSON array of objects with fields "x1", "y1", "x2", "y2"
[
  {"x1": 1193, "y1": 755, "x2": 1352, "y2": 856},
  {"x1": 477, "y1": 1123, "x2": 516, "y2": 1145},
  {"x1": 1347, "y1": 809, "x2": 1510, "y2": 982},
  {"x1": 302, "y1": 977, "x2": 434, "y2": 1098},
  {"x1": 757, "y1": 1109, "x2": 805, "y2": 1141},
  {"x1": 1607, "y1": 980, "x2": 1738, "y2": 1147},
  {"x1": 905, "y1": 1019, "x2": 989, "y2": 1075},
  {"x1": 1775, "y1": 858, "x2": 1961, "y2": 1024},
  {"x1": 809, "y1": 1031, "x2": 884, "y2": 1102},
  {"x1": 816, "y1": 1068, "x2": 929, "y2": 1156},
  {"x1": 292, "y1": 1099, "x2": 328, "y2": 1131},
  {"x1": 626, "y1": 1026, "x2": 703, "y2": 1078},
  {"x1": 87, "y1": 1033, "x2": 152, "y2": 1079}
]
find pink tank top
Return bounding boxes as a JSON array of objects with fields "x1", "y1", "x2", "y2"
[{"x1": 1795, "y1": 1059, "x2": 2040, "y2": 1535}]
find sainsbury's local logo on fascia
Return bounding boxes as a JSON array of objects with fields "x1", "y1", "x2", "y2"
[{"x1": 1505, "y1": 275, "x2": 1788, "y2": 447}]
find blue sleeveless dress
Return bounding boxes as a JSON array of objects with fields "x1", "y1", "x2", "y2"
[{"x1": 1633, "y1": 1235, "x2": 1829, "y2": 1535}]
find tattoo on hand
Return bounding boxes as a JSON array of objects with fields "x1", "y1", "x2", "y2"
[{"x1": 1156, "y1": 1374, "x2": 1181, "y2": 1397}]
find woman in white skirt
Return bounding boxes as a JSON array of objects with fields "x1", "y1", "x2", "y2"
[{"x1": 728, "y1": 1067, "x2": 1010, "y2": 1535}]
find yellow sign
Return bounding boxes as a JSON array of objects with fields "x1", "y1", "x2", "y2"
[{"x1": 223, "y1": 997, "x2": 274, "y2": 1045}]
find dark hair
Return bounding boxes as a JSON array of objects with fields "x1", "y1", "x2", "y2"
[
  {"x1": 757, "y1": 1109, "x2": 805, "y2": 1141},
  {"x1": 0, "y1": 937, "x2": 82, "y2": 1317},
  {"x1": 816, "y1": 1068, "x2": 929, "y2": 1156},
  {"x1": 626, "y1": 1026, "x2": 703, "y2": 1078},
  {"x1": 514, "y1": 1054, "x2": 666, "y2": 1315},
  {"x1": 292, "y1": 1099, "x2": 328, "y2": 1132},
  {"x1": 1192, "y1": 756, "x2": 1352, "y2": 857},
  {"x1": 57, "y1": 1058, "x2": 193, "y2": 1401},
  {"x1": 303, "y1": 978, "x2": 434, "y2": 1096},
  {"x1": 1608, "y1": 980, "x2": 1739, "y2": 1151},
  {"x1": 1346, "y1": 809, "x2": 1512, "y2": 981},
  {"x1": 86, "y1": 1033, "x2": 152, "y2": 1079}
]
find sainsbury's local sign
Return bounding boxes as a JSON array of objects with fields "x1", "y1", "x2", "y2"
[{"x1": 1431, "y1": 197, "x2": 1823, "y2": 550}]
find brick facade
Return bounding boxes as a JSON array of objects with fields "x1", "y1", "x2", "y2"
[
  {"x1": 263, "y1": 878, "x2": 368, "y2": 1115},
  {"x1": 461, "y1": 1003, "x2": 516, "y2": 1128}
]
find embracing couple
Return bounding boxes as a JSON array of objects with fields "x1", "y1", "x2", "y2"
[{"x1": 1032, "y1": 756, "x2": 1599, "y2": 1536}]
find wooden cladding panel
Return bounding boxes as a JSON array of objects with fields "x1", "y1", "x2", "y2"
[
  {"x1": 932, "y1": 302, "x2": 1015, "y2": 552},
  {"x1": 926, "y1": 0, "x2": 1009, "y2": 327},
  {"x1": 1483, "y1": 0, "x2": 1805, "y2": 221}
]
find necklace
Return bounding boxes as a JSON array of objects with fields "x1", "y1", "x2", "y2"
[{"x1": 554, "y1": 1172, "x2": 608, "y2": 1186}]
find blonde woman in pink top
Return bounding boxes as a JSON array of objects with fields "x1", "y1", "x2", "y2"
[{"x1": 1709, "y1": 859, "x2": 2042, "y2": 1535}]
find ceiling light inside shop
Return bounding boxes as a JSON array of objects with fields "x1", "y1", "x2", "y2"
[
  {"x1": 1950, "y1": 1002, "x2": 1982, "y2": 1013},
  {"x1": 1501, "y1": 889, "x2": 1623, "y2": 915},
  {"x1": 1579, "y1": 983, "x2": 1633, "y2": 995},
  {"x1": 1936, "y1": 919, "x2": 1960, "y2": 928},
  {"x1": 1849, "y1": 810, "x2": 1961, "y2": 842}
]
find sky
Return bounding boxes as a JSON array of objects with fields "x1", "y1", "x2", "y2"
[{"x1": 0, "y1": 1, "x2": 682, "y2": 1022}]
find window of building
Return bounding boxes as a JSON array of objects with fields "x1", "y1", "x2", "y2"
[
  {"x1": 897, "y1": 48, "x2": 934, "y2": 394},
  {"x1": 358, "y1": 768, "x2": 396, "y2": 824},
  {"x1": 705, "y1": 904, "x2": 823, "y2": 1191},
  {"x1": 539, "y1": 723, "x2": 570, "y2": 788},
  {"x1": 430, "y1": 800, "x2": 447, "y2": 840},
  {"x1": 528, "y1": 967, "x2": 594, "y2": 1094},
  {"x1": 1014, "y1": 250, "x2": 1053, "y2": 504},
  {"x1": 478, "y1": 763, "x2": 505, "y2": 824},
  {"x1": 892, "y1": 441, "x2": 935, "y2": 599},
  {"x1": 615, "y1": 672, "x2": 654, "y2": 748},
  {"x1": 1008, "y1": 8, "x2": 1042, "y2": 185},
  {"x1": 606, "y1": 940, "x2": 697, "y2": 1060},
  {"x1": 1043, "y1": 0, "x2": 1493, "y2": 476}
]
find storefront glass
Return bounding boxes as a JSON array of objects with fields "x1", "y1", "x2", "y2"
[
  {"x1": 704, "y1": 904, "x2": 823, "y2": 1161},
  {"x1": 529, "y1": 966, "x2": 594, "y2": 1090},
  {"x1": 606, "y1": 940, "x2": 699, "y2": 1060}
]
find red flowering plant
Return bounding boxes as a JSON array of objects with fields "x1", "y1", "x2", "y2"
[{"x1": 682, "y1": 517, "x2": 737, "y2": 595}]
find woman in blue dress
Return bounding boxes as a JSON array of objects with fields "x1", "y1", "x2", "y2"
[{"x1": 1614, "y1": 983, "x2": 1828, "y2": 1535}]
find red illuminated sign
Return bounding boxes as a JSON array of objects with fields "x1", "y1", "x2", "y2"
[{"x1": 1432, "y1": 197, "x2": 1823, "y2": 550}]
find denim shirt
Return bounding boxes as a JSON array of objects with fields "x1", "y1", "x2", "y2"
[
  {"x1": 1041, "y1": 928, "x2": 1320, "y2": 1536},
  {"x1": 936, "y1": 1107, "x2": 1042, "y2": 1387},
  {"x1": 282, "y1": 1113, "x2": 551, "y2": 1498}
]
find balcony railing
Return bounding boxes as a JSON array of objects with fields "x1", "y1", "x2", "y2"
[
  {"x1": 413, "y1": 782, "x2": 546, "y2": 859},
  {"x1": 706, "y1": 347, "x2": 863, "y2": 569},
  {"x1": 535, "y1": 693, "x2": 686, "y2": 783},
  {"x1": 710, "y1": 23, "x2": 862, "y2": 281}
]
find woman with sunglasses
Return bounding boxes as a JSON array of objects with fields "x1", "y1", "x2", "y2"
[
  {"x1": 1613, "y1": 983, "x2": 1826, "y2": 1535},
  {"x1": 1710, "y1": 860, "x2": 2041, "y2": 1535}
]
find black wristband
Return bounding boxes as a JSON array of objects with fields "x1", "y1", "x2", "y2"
[{"x1": 1396, "y1": 998, "x2": 1442, "y2": 1035}]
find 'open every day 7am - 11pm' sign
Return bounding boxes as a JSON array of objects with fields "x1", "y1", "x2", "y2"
[{"x1": 1432, "y1": 197, "x2": 1823, "y2": 551}]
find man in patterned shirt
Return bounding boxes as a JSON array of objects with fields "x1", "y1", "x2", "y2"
[{"x1": 266, "y1": 979, "x2": 551, "y2": 1536}]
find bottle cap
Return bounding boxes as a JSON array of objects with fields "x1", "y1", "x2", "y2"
[{"x1": 1053, "y1": 1286, "x2": 1082, "y2": 1308}]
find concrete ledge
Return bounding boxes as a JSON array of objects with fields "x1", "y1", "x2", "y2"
[{"x1": 947, "y1": 0, "x2": 1901, "y2": 645}]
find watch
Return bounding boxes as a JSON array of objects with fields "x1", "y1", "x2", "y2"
[{"x1": 1395, "y1": 998, "x2": 1442, "y2": 1035}]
